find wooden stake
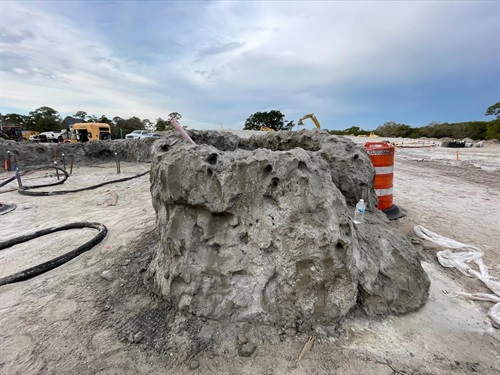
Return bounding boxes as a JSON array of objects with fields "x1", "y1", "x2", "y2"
[{"x1": 296, "y1": 335, "x2": 316, "y2": 366}]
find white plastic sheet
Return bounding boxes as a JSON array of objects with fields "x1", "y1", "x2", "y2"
[{"x1": 414, "y1": 225, "x2": 500, "y2": 326}]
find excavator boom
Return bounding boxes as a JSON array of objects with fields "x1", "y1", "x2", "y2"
[{"x1": 297, "y1": 113, "x2": 321, "y2": 129}]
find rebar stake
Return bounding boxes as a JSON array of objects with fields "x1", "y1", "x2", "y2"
[
  {"x1": 7, "y1": 151, "x2": 11, "y2": 172},
  {"x1": 115, "y1": 152, "x2": 121, "y2": 174},
  {"x1": 15, "y1": 166, "x2": 23, "y2": 188},
  {"x1": 54, "y1": 161, "x2": 60, "y2": 180},
  {"x1": 12, "y1": 154, "x2": 19, "y2": 171},
  {"x1": 70, "y1": 156, "x2": 74, "y2": 175},
  {"x1": 62, "y1": 153, "x2": 66, "y2": 172}
]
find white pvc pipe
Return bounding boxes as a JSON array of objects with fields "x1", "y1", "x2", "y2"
[{"x1": 171, "y1": 119, "x2": 196, "y2": 145}]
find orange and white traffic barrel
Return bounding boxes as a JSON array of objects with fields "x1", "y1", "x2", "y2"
[{"x1": 364, "y1": 141, "x2": 405, "y2": 220}]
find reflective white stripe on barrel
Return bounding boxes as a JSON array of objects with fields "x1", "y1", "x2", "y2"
[
  {"x1": 374, "y1": 166, "x2": 394, "y2": 174},
  {"x1": 375, "y1": 187, "x2": 393, "y2": 196}
]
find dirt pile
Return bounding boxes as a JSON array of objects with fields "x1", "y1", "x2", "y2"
[
  {"x1": 0, "y1": 138, "x2": 154, "y2": 169},
  {"x1": 147, "y1": 130, "x2": 430, "y2": 334}
]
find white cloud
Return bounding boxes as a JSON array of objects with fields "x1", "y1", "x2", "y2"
[
  {"x1": 0, "y1": 1, "x2": 498, "y2": 129},
  {"x1": 0, "y1": 2, "x2": 170, "y2": 119}
]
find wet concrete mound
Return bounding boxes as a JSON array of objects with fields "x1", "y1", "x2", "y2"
[
  {"x1": 0, "y1": 138, "x2": 154, "y2": 168},
  {"x1": 147, "y1": 130, "x2": 430, "y2": 332}
]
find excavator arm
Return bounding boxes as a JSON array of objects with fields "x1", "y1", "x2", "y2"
[{"x1": 297, "y1": 113, "x2": 321, "y2": 129}]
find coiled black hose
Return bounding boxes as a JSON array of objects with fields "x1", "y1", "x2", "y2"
[
  {"x1": 19, "y1": 170, "x2": 149, "y2": 196},
  {"x1": 0, "y1": 165, "x2": 69, "y2": 189},
  {"x1": 0, "y1": 222, "x2": 107, "y2": 286},
  {"x1": 0, "y1": 165, "x2": 149, "y2": 196}
]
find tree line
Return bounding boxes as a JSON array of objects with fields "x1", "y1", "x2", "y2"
[
  {"x1": 0, "y1": 107, "x2": 180, "y2": 138},
  {"x1": 329, "y1": 119, "x2": 500, "y2": 140},
  {"x1": 329, "y1": 102, "x2": 500, "y2": 140},
  {"x1": 242, "y1": 103, "x2": 500, "y2": 140},
  {"x1": 2, "y1": 102, "x2": 499, "y2": 140}
]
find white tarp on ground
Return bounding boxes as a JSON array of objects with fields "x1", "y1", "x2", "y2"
[{"x1": 414, "y1": 225, "x2": 500, "y2": 326}]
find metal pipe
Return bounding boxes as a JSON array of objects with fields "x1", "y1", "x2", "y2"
[
  {"x1": 115, "y1": 152, "x2": 121, "y2": 174},
  {"x1": 54, "y1": 161, "x2": 60, "y2": 180},
  {"x1": 13, "y1": 155, "x2": 18, "y2": 171},
  {"x1": 15, "y1": 166, "x2": 23, "y2": 188},
  {"x1": 62, "y1": 153, "x2": 66, "y2": 172}
]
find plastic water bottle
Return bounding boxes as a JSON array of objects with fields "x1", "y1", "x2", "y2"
[{"x1": 353, "y1": 199, "x2": 366, "y2": 224}]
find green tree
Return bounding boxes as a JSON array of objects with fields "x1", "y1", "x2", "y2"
[
  {"x1": 376, "y1": 121, "x2": 417, "y2": 138},
  {"x1": 156, "y1": 117, "x2": 171, "y2": 131},
  {"x1": 112, "y1": 116, "x2": 123, "y2": 126},
  {"x1": 344, "y1": 126, "x2": 361, "y2": 135},
  {"x1": 29, "y1": 106, "x2": 62, "y2": 133},
  {"x1": 142, "y1": 118, "x2": 154, "y2": 132},
  {"x1": 485, "y1": 102, "x2": 500, "y2": 119},
  {"x1": 98, "y1": 115, "x2": 112, "y2": 125},
  {"x1": 111, "y1": 116, "x2": 125, "y2": 138},
  {"x1": 407, "y1": 127, "x2": 421, "y2": 138},
  {"x1": 466, "y1": 122, "x2": 487, "y2": 140},
  {"x1": 86, "y1": 114, "x2": 98, "y2": 122},
  {"x1": 244, "y1": 110, "x2": 294, "y2": 131},
  {"x1": 375, "y1": 121, "x2": 400, "y2": 137},
  {"x1": 121, "y1": 116, "x2": 142, "y2": 134},
  {"x1": 327, "y1": 129, "x2": 346, "y2": 135},
  {"x1": 485, "y1": 120, "x2": 500, "y2": 140},
  {"x1": 167, "y1": 112, "x2": 182, "y2": 121},
  {"x1": 167, "y1": 112, "x2": 182, "y2": 127},
  {"x1": 1, "y1": 113, "x2": 31, "y2": 129},
  {"x1": 74, "y1": 111, "x2": 87, "y2": 121}
]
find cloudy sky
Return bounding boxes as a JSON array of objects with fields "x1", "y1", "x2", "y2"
[{"x1": 0, "y1": 1, "x2": 499, "y2": 130}]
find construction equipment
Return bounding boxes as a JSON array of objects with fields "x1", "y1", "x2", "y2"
[
  {"x1": 297, "y1": 114, "x2": 321, "y2": 129},
  {"x1": 357, "y1": 132, "x2": 379, "y2": 138},
  {"x1": 260, "y1": 127, "x2": 275, "y2": 132},
  {"x1": 72, "y1": 123, "x2": 113, "y2": 142},
  {"x1": 31, "y1": 123, "x2": 113, "y2": 143},
  {"x1": 0, "y1": 125, "x2": 23, "y2": 141},
  {"x1": 22, "y1": 130, "x2": 39, "y2": 141}
]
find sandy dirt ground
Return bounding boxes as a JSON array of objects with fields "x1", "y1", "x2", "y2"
[{"x1": 0, "y1": 143, "x2": 499, "y2": 375}]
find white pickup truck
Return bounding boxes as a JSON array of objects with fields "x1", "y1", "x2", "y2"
[
  {"x1": 30, "y1": 131, "x2": 64, "y2": 143},
  {"x1": 125, "y1": 130, "x2": 150, "y2": 139}
]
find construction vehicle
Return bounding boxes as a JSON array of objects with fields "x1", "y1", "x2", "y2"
[
  {"x1": 260, "y1": 126, "x2": 275, "y2": 132},
  {"x1": 71, "y1": 123, "x2": 113, "y2": 142},
  {"x1": 297, "y1": 113, "x2": 321, "y2": 129},
  {"x1": 0, "y1": 125, "x2": 23, "y2": 141},
  {"x1": 30, "y1": 130, "x2": 68, "y2": 143},
  {"x1": 357, "y1": 132, "x2": 379, "y2": 138},
  {"x1": 22, "y1": 130, "x2": 39, "y2": 141},
  {"x1": 30, "y1": 123, "x2": 113, "y2": 143}
]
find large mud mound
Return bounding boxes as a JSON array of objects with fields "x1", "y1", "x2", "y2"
[
  {"x1": 147, "y1": 130, "x2": 430, "y2": 331},
  {"x1": 0, "y1": 138, "x2": 154, "y2": 168}
]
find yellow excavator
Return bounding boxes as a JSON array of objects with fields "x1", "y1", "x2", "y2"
[{"x1": 297, "y1": 113, "x2": 321, "y2": 129}]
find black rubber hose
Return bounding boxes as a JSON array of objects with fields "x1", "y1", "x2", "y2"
[
  {"x1": 0, "y1": 222, "x2": 107, "y2": 286},
  {"x1": 0, "y1": 166, "x2": 68, "y2": 189},
  {"x1": 0, "y1": 175, "x2": 16, "y2": 188},
  {"x1": 18, "y1": 170, "x2": 149, "y2": 196},
  {"x1": 22, "y1": 165, "x2": 69, "y2": 189}
]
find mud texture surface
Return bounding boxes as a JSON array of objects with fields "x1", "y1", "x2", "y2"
[
  {"x1": 0, "y1": 138, "x2": 154, "y2": 169},
  {"x1": 147, "y1": 130, "x2": 429, "y2": 336}
]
